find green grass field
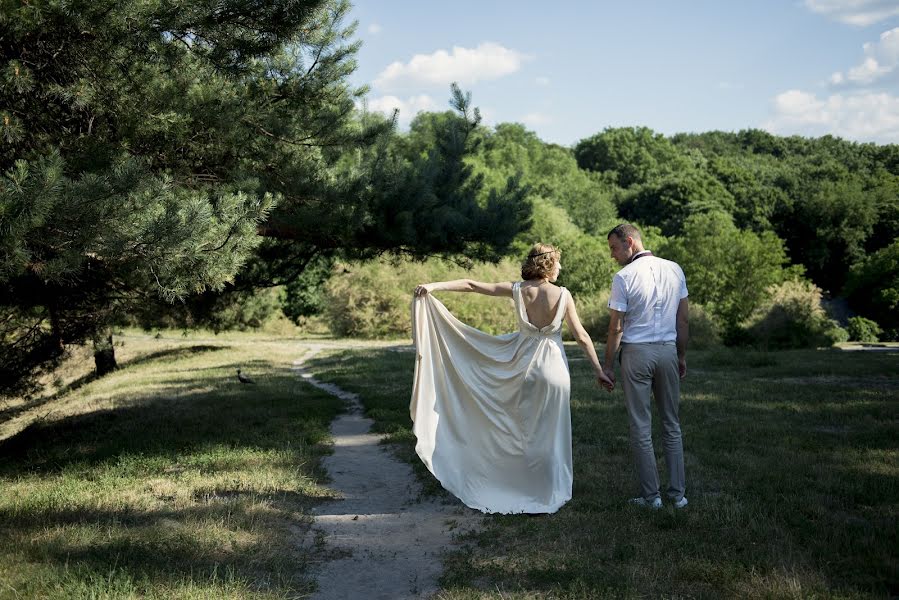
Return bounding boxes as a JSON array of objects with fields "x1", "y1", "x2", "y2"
[
  {"x1": 2, "y1": 334, "x2": 896, "y2": 599},
  {"x1": 0, "y1": 333, "x2": 343, "y2": 599},
  {"x1": 307, "y1": 345, "x2": 899, "y2": 599}
]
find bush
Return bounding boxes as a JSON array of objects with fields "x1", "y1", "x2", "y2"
[
  {"x1": 744, "y1": 279, "x2": 848, "y2": 349},
  {"x1": 127, "y1": 287, "x2": 284, "y2": 333},
  {"x1": 687, "y1": 303, "x2": 722, "y2": 349},
  {"x1": 844, "y1": 240, "x2": 899, "y2": 336},
  {"x1": 282, "y1": 255, "x2": 333, "y2": 322},
  {"x1": 576, "y1": 290, "x2": 612, "y2": 342},
  {"x1": 847, "y1": 316, "x2": 882, "y2": 343},
  {"x1": 324, "y1": 258, "x2": 521, "y2": 338}
]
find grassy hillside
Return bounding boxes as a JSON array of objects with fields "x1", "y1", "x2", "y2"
[{"x1": 0, "y1": 333, "x2": 342, "y2": 599}]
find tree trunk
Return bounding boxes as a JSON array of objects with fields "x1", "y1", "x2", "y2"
[
  {"x1": 93, "y1": 329, "x2": 118, "y2": 376},
  {"x1": 48, "y1": 303, "x2": 66, "y2": 356}
]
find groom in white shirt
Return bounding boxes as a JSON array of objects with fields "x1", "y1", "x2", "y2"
[{"x1": 603, "y1": 223, "x2": 689, "y2": 509}]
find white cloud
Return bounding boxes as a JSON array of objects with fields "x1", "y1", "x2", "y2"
[
  {"x1": 847, "y1": 56, "x2": 892, "y2": 82},
  {"x1": 364, "y1": 94, "x2": 437, "y2": 127},
  {"x1": 374, "y1": 42, "x2": 527, "y2": 90},
  {"x1": 535, "y1": 76, "x2": 550, "y2": 86},
  {"x1": 832, "y1": 27, "x2": 899, "y2": 85},
  {"x1": 367, "y1": 23, "x2": 382, "y2": 35},
  {"x1": 764, "y1": 89, "x2": 899, "y2": 142},
  {"x1": 804, "y1": 0, "x2": 899, "y2": 26},
  {"x1": 520, "y1": 112, "x2": 553, "y2": 126}
]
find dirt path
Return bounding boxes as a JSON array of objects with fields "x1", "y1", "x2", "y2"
[{"x1": 293, "y1": 344, "x2": 482, "y2": 600}]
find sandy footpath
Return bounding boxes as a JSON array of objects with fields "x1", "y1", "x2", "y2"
[{"x1": 293, "y1": 345, "x2": 481, "y2": 599}]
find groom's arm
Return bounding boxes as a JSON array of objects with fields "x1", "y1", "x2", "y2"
[
  {"x1": 604, "y1": 274, "x2": 627, "y2": 380},
  {"x1": 605, "y1": 310, "x2": 624, "y2": 364},
  {"x1": 676, "y1": 298, "x2": 689, "y2": 378},
  {"x1": 604, "y1": 310, "x2": 624, "y2": 379}
]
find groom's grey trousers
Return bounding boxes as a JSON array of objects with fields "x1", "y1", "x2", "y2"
[{"x1": 620, "y1": 341, "x2": 685, "y2": 502}]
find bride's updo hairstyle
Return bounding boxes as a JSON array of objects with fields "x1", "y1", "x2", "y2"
[{"x1": 521, "y1": 243, "x2": 560, "y2": 280}]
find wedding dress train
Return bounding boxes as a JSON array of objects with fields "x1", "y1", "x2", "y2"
[{"x1": 410, "y1": 283, "x2": 573, "y2": 514}]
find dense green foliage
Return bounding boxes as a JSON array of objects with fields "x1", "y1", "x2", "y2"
[
  {"x1": 844, "y1": 240, "x2": 899, "y2": 339},
  {"x1": 4, "y1": 0, "x2": 898, "y2": 392},
  {"x1": 744, "y1": 280, "x2": 849, "y2": 349},
  {"x1": 321, "y1": 120, "x2": 897, "y2": 347},
  {"x1": 659, "y1": 211, "x2": 797, "y2": 335},
  {"x1": 847, "y1": 316, "x2": 882, "y2": 343},
  {"x1": 0, "y1": 1, "x2": 531, "y2": 392}
]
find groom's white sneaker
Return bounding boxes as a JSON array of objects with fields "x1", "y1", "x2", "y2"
[
  {"x1": 673, "y1": 496, "x2": 689, "y2": 509},
  {"x1": 629, "y1": 497, "x2": 663, "y2": 509}
]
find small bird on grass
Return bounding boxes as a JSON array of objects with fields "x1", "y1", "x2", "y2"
[{"x1": 236, "y1": 368, "x2": 255, "y2": 384}]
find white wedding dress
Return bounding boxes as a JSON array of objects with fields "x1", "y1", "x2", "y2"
[{"x1": 410, "y1": 282, "x2": 573, "y2": 514}]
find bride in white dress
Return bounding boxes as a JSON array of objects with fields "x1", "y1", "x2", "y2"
[{"x1": 411, "y1": 244, "x2": 613, "y2": 514}]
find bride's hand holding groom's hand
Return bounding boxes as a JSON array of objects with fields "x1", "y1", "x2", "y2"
[
  {"x1": 596, "y1": 367, "x2": 615, "y2": 392},
  {"x1": 600, "y1": 366, "x2": 616, "y2": 393}
]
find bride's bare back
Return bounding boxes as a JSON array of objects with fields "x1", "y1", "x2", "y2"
[{"x1": 519, "y1": 282, "x2": 563, "y2": 329}]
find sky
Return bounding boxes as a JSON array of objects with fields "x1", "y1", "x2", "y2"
[{"x1": 345, "y1": 0, "x2": 899, "y2": 146}]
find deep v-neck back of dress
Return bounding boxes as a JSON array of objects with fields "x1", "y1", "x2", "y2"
[{"x1": 513, "y1": 282, "x2": 568, "y2": 335}]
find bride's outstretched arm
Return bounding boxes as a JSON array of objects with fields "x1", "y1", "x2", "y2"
[
  {"x1": 414, "y1": 280, "x2": 513, "y2": 297},
  {"x1": 564, "y1": 296, "x2": 614, "y2": 392}
]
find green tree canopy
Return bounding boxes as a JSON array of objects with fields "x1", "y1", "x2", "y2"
[
  {"x1": 0, "y1": 0, "x2": 529, "y2": 393},
  {"x1": 617, "y1": 170, "x2": 736, "y2": 236},
  {"x1": 844, "y1": 240, "x2": 899, "y2": 339},
  {"x1": 468, "y1": 122, "x2": 618, "y2": 236},
  {"x1": 660, "y1": 211, "x2": 797, "y2": 334},
  {"x1": 574, "y1": 126, "x2": 690, "y2": 188}
]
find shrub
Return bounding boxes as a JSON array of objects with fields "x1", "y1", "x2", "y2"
[
  {"x1": 127, "y1": 287, "x2": 283, "y2": 333},
  {"x1": 844, "y1": 240, "x2": 899, "y2": 337},
  {"x1": 660, "y1": 211, "x2": 796, "y2": 334},
  {"x1": 576, "y1": 290, "x2": 612, "y2": 342},
  {"x1": 847, "y1": 316, "x2": 882, "y2": 343},
  {"x1": 687, "y1": 303, "x2": 722, "y2": 349},
  {"x1": 324, "y1": 258, "x2": 520, "y2": 338},
  {"x1": 744, "y1": 279, "x2": 848, "y2": 349}
]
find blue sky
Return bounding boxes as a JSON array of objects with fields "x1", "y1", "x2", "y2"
[{"x1": 346, "y1": 0, "x2": 899, "y2": 145}]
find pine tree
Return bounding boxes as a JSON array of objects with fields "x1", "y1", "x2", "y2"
[{"x1": 1, "y1": 1, "x2": 530, "y2": 394}]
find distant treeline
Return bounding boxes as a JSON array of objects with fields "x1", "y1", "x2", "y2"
[{"x1": 287, "y1": 117, "x2": 898, "y2": 345}]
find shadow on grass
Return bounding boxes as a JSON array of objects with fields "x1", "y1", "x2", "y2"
[
  {"x1": 123, "y1": 344, "x2": 226, "y2": 369},
  {"x1": 0, "y1": 365, "x2": 335, "y2": 475},
  {"x1": 0, "y1": 345, "x2": 228, "y2": 428}
]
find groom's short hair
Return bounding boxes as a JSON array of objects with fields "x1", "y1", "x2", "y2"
[{"x1": 608, "y1": 223, "x2": 642, "y2": 242}]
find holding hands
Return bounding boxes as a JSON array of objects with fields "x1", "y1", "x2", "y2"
[{"x1": 599, "y1": 366, "x2": 615, "y2": 392}]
